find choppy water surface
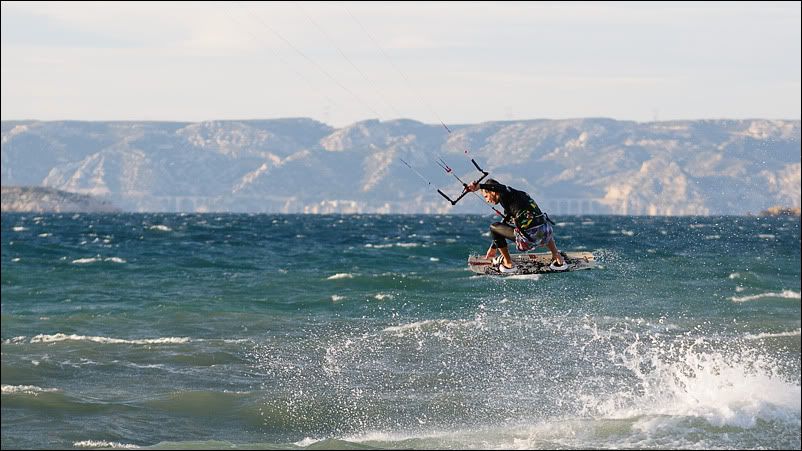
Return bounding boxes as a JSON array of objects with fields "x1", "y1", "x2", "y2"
[{"x1": 2, "y1": 213, "x2": 800, "y2": 449}]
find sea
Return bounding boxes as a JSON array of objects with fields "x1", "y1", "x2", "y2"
[{"x1": 2, "y1": 213, "x2": 800, "y2": 450}]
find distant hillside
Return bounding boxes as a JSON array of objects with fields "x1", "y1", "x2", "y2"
[
  {"x1": 1, "y1": 186, "x2": 121, "y2": 213},
  {"x1": 759, "y1": 206, "x2": 801, "y2": 217},
  {"x1": 1, "y1": 118, "x2": 799, "y2": 215}
]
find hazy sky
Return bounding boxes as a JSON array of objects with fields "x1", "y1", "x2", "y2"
[{"x1": 2, "y1": 1, "x2": 800, "y2": 126}]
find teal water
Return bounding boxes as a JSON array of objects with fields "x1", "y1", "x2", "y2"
[{"x1": 2, "y1": 213, "x2": 800, "y2": 449}]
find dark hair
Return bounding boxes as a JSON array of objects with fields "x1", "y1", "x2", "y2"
[{"x1": 484, "y1": 178, "x2": 500, "y2": 186}]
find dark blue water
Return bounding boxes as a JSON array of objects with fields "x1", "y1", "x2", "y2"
[{"x1": 2, "y1": 213, "x2": 800, "y2": 449}]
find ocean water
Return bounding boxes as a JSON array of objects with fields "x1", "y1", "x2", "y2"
[{"x1": 1, "y1": 213, "x2": 800, "y2": 450}]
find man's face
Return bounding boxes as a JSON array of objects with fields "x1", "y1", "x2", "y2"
[{"x1": 482, "y1": 190, "x2": 500, "y2": 204}]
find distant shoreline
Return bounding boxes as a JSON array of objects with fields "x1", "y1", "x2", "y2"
[
  {"x1": 757, "y1": 206, "x2": 802, "y2": 217},
  {"x1": 2, "y1": 187, "x2": 799, "y2": 217},
  {"x1": 1, "y1": 186, "x2": 120, "y2": 213}
]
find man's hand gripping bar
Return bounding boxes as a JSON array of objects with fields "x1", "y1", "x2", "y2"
[{"x1": 437, "y1": 159, "x2": 489, "y2": 206}]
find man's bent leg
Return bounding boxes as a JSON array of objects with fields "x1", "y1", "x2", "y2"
[
  {"x1": 489, "y1": 222, "x2": 516, "y2": 268},
  {"x1": 499, "y1": 245, "x2": 513, "y2": 268}
]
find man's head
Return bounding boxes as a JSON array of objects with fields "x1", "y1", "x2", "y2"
[{"x1": 481, "y1": 179, "x2": 502, "y2": 204}]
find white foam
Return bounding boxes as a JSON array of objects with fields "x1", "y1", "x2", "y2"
[
  {"x1": 504, "y1": 274, "x2": 542, "y2": 281},
  {"x1": 326, "y1": 273, "x2": 354, "y2": 280},
  {"x1": 429, "y1": 257, "x2": 440, "y2": 262},
  {"x1": 148, "y1": 225, "x2": 172, "y2": 232},
  {"x1": 22, "y1": 333, "x2": 190, "y2": 345},
  {"x1": 374, "y1": 293, "x2": 394, "y2": 301},
  {"x1": 757, "y1": 234, "x2": 775, "y2": 239},
  {"x1": 221, "y1": 338, "x2": 251, "y2": 343},
  {"x1": 12, "y1": 226, "x2": 27, "y2": 232},
  {"x1": 293, "y1": 437, "x2": 322, "y2": 447},
  {"x1": 704, "y1": 235, "x2": 721, "y2": 240},
  {"x1": 382, "y1": 318, "x2": 481, "y2": 334},
  {"x1": 383, "y1": 319, "x2": 449, "y2": 333},
  {"x1": 730, "y1": 290, "x2": 801, "y2": 303},
  {"x1": 73, "y1": 440, "x2": 140, "y2": 449},
  {"x1": 331, "y1": 295, "x2": 346, "y2": 302},
  {"x1": 1, "y1": 385, "x2": 60, "y2": 395},
  {"x1": 744, "y1": 329, "x2": 802, "y2": 340},
  {"x1": 122, "y1": 362, "x2": 167, "y2": 370},
  {"x1": 6, "y1": 336, "x2": 250, "y2": 347},
  {"x1": 582, "y1": 337, "x2": 802, "y2": 430},
  {"x1": 71, "y1": 257, "x2": 127, "y2": 264},
  {"x1": 341, "y1": 422, "x2": 630, "y2": 451},
  {"x1": 365, "y1": 242, "x2": 422, "y2": 248}
]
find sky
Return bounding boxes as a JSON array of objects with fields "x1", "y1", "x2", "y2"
[{"x1": 1, "y1": 1, "x2": 800, "y2": 127}]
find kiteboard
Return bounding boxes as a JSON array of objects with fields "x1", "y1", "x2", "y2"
[{"x1": 468, "y1": 251, "x2": 596, "y2": 276}]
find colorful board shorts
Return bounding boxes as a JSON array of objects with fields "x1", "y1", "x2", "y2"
[{"x1": 514, "y1": 223, "x2": 554, "y2": 251}]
